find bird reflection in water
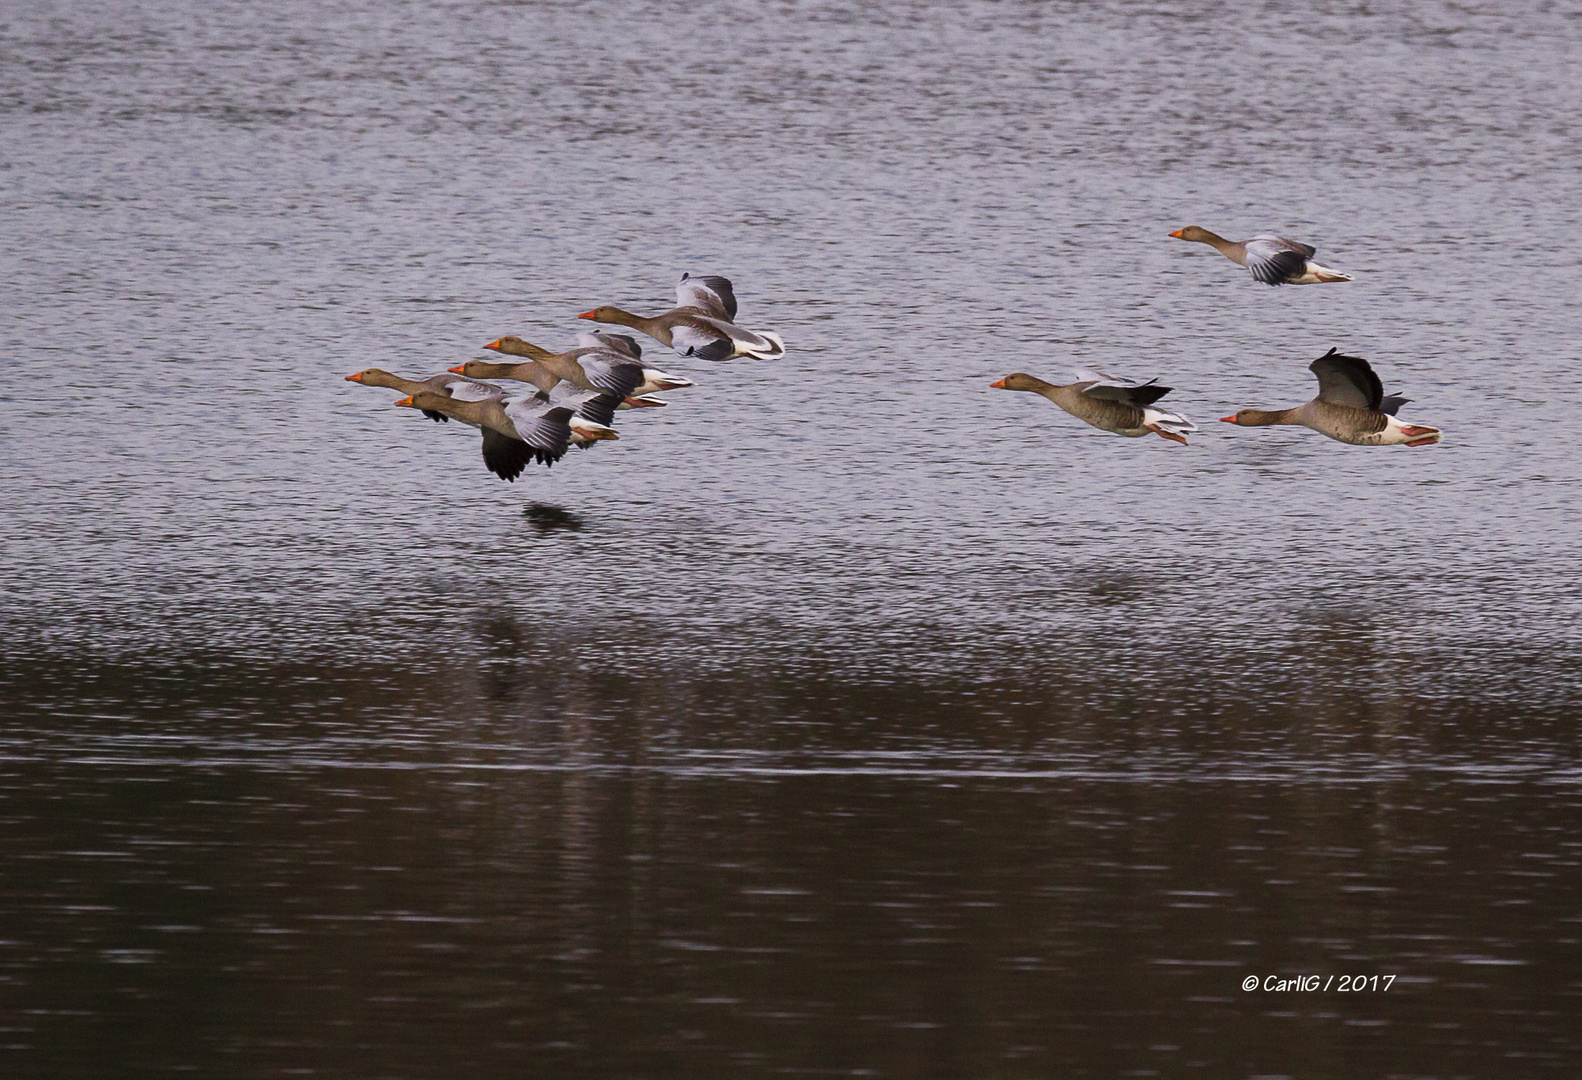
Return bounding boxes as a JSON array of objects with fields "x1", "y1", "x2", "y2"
[{"x1": 523, "y1": 503, "x2": 584, "y2": 534}]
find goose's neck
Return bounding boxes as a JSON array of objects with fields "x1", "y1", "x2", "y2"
[
  {"x1": 602, "y1": 309, "x2": 668, "y2": 343},
  {"x1": 597, "y1": 308, "x2": 646, "y2": 329},
  {"x1": 416, "y1": 395, "x2": 481, "y2": 424},
  {"x1": 1196, "y1": 230, "x2": 1240, "y2": 256},
  {"x1": 466, "y1": 361, "x2": 522, "y2": 379},
  {"x1": 1241, "y1": 408, "x2": 1299, "y2": 426},
  {"x1": 365, "y1": 371, "x2": 427, "y2": 394},
  {"x1": 471, "y1": 360, "x2": 557, "y2": 392},
  {"x1": 494, "y1": 339, "x2": 556, "y2": 362}
]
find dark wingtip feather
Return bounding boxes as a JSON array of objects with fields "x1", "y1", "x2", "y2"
[
  {"x1": 481, "y1": 427, "x2": 531, "y2": 481},
  {"x1": 576, "y1": 393, "x2": 621, "y2": 428},
  {"x1": 694, "y1": 274, "x2": 738, "y2": 321},
  {"x1": 1252, "y1": 249, "x2": 1307, "y2": 285},
  {"x1": 693, "y1": 338, "x2": 736, "y2": 363}
]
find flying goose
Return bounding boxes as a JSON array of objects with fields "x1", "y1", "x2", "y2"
[
  {"x1": 578, "y1": 273, "x2": 785, "y2": 361},
  {"x1": 990, "y1": 369, "x2": 1198, "y2": 444},
  {"x1": 460, "y1": 334, "x2": 693, "y2": 398},
  {"x1": 395, "y1": 392, "x2": 616, "y2": 481},
  {"x1": 1220, "y1": 348, "x2": 1440, "y2": 446},
  {"x1": 344, "y1": 368, "x2": 504, "y2": 422},
  {"x1": 1169, "y1": 226, "x2": 1351, "y2": 285}
]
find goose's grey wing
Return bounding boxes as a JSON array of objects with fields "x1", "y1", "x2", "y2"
[
  {"x1": 480, "y1": 426, "x2": 533, "y2": 482},
  {"x1": 677, "y1": 314, "x2": 778, "y2": 361},
  {"x1": 440, "y1": 375, "x2": 506, "y2": 403},
  {"x1": 1380, "y1": 394, "x2": 1411, "y2": 417},
  {"x1": 1072, "y1": 369, "x2": 1172, "y2": 407},
  {"x1": 1244, "y1": 236, "x2": 1314, "y2": 285},
  {"x1": 668, "y1": 319, "x2": 731, "y2": 361},
  {"x1": 1254, "y1": 234, "x2": 1316, "y2": 258},
  {"x1": 592, "y1": 333, "x2": 643, "y2": 360},
  {"x1": 1083, "y1": 380, "x2": 1173, "y2": 407},
  {"x1": 676, "y1": 273, "x2": 737, "y2": 321},
  {"x1": 1309, "y1": 348, "x2": 1383, "y2": 410},
  {"x1": 549, "y1": 387, "x2": 624, "y2": 428},
  {"x1": 511, "y1": 405, "x2": 573, "y2": 465},
  {"x1": 575, "y1": 354, "x2": 645, "y2": 398}
]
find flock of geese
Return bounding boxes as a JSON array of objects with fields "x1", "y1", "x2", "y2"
[
  {"x1": 345, "y1": 273, "x2": 783, "y2": 480},
  {"x1": 993, "y1": 226, "x2": 1441, "y2": 448},
  {"x1": 347, "y1": 229, "x2": 1440, "y2": 482}
]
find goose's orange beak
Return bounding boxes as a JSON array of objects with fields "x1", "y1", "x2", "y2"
[
  {"x1": 394, "y1": 396, "x2": 416, "y2": 408},
  {"x1": 989, "y1": 378, "x2": 1008, "y2": 389},
  {"x1": 482, "y1": 339, "x2": 503, "y2": 352},
  {"x1": 448, "y1": 365, "x2": 466, "y2": 375},
  {"x1": 577, "y1": 310, "x2": 598, "y2": 320},
  {"x1": 1168, "y1": 228, "x2": 1186, "y2": 239},
  {"x1": 1219, "y1": 415, "x2": 1238, "y2": 423},
  {"x1": 344, "y1": 373, "x2": 363, "y2": 382}
]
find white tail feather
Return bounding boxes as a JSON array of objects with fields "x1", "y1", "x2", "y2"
[
  {"x1": 1144, "y1": 407, "x2": 1197, "y2": 436},
  {"x1": 738, "y1": 331, "x2": 785, "y2": 360}
]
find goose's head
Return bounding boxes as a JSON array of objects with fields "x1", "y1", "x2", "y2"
[{"x1": 990, "y1": 373, "x2": 1045, "y2": 392}]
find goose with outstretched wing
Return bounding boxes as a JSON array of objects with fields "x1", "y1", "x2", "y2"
[
  {"x1": 1221, "y1": 348, "x2": 1439, "y2": 446},
  {"x1": 578, "y1": 273, "x2": 784, "y2": 362},
  {"x1": 990, "y1": 368, "x2": 1198, "y2": 445},
  {"x1": 1169, "y1": 226, "x2": 1351, "y2": 286}
]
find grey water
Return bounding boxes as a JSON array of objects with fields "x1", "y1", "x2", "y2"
[{"x1": 3, "y1": 0, "x2": 1581, "y2": 1076}]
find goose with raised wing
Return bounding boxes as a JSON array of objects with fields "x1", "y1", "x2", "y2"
[
  {"x1": 344, "y1": 368, "x2": 505, "y2": 422},
  {"x1": 1168, "y1": 226, "x2": 1351, "y2": 285},
  {"x1": 395, "y1": 391, "x2": 618, "y2": 481},
  {"x1": 990, "y1": 370, "x2": 1198, "y2": 445},
  {"x1": 458, "y1": 333, "x2": 693, "y2": 398},
  {"x1": 578, "y1": 273, "x2": 785, "y2": 361},
  {"x1": 1220, "y1": 348, "x2": 1439, "y2": 446}
]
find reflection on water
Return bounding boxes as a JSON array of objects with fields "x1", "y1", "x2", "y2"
[
  {"x1": 523, "y1": 503, "x2": 586, "y2": 535},
  {"x1": 3, "y1": 633, "x2": 1580, "y2": 1078}
]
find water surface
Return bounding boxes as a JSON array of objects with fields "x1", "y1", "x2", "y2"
[{"x1": 3, "y1": 1, "x2": 1580, "y2": 1076}]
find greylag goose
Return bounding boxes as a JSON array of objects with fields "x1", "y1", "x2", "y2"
[
  {"x1": 396, "y1": 392, "x2": 617, "y2": 481},
  {"x1": 990, "y1": 370, "x2": 1198, "y2": 444},
  {"x1": 577, "y1": 273, "x2": 785, "y2": 361},
  {"x1": 550, "y1": 388, "x2": 660, "y2": 449},
  {"x1": 461, "y1": 334, "x2": 693, "y2": 398},
  {"x1": 344, "y1": 368, "x2": 504, "y2": 422},
  {"x1": 1169, "y1": 226, "x2": 1351, "y2": 285},
  {"x1": 1220, "y1": 349, "x2": 1440, "y2": 446}
]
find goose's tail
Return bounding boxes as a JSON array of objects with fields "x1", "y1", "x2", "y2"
[
  {"x1": 1144, "y1": 407, "x2": 1197, "y2": 446},
  {"x1": 1385, "y1": 416, "x2": 1441, "y2": 446},
  {"x1": 737, "y1": 330, "x2": 785, "y2": 360},
  {"x1": 1308, "y1": 262, "x2": 1352, "y2": 283},
  {"x1": 569, "y1": 417, "x2": 620, "y2": 445},
  {"x1": 643, "y1": 367, "x2": 694, "y2": 391}
]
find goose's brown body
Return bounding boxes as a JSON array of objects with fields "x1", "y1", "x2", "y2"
[
  {"x1": 1221, "y1": 349, "x2": 1440, "y2": 446},
  {"x1": 990, "y1": 372, "x2": 1195, "y2": 444},
  {"x1": 344, "y1": 368, "x2": 503, "y2": 422},
  {"x1": 577, "y1": 274, "x2": 784, "y2": 361},
  {"x1": 1168, "y1": 225, "x2": 1351, "y2": 285},
  {"x1": 1226, "y1": 401, "x2": 1393, "y2": 444},
  {"x1": 462, "y1": 336, "x2": 689, "y2": 398},
  {"x1": 997, "y1": 376, "x2": 1152, "y2": 434}
]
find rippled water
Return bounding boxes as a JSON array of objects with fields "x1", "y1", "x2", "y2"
[{"x1": 3, "y1": 1, "x2": 1581, "y2": 1076}]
